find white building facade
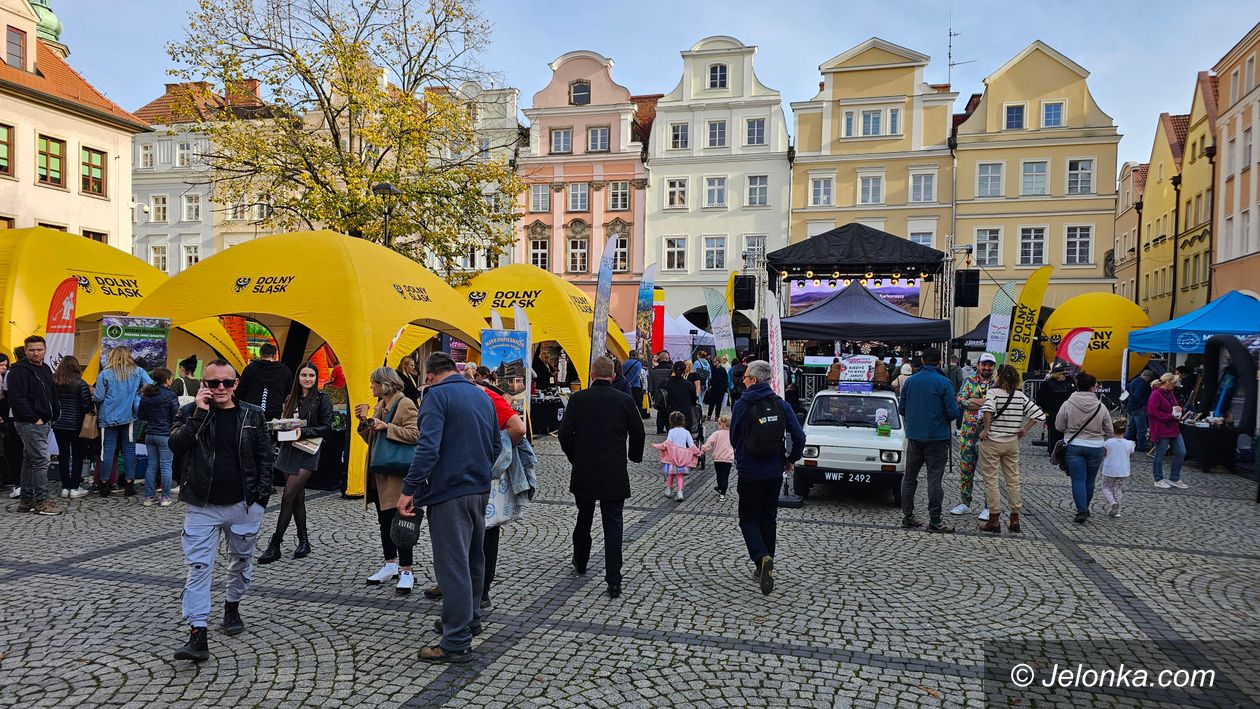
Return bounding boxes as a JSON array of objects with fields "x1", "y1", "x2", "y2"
[
  {"x1": 645, "y1": 36, "x2": 791, "y2": 327},
  {"x1": 130, "y1": 118, "x2": 215, "y2": 275}
]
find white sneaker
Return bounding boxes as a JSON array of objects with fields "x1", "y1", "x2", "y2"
[
  {"x1": 69, "y1": 489, "x2": 89, "y2": 499},
  {"x1": 665, "y1": 486, "x2": 673, "y2": 498},
  {"x1": 719, "y1": 494, "x2": 727, "y2": 502},
  {"x1": 60, "y1": 489, "x2": 70, "y2": 498},
  {"x1": 159, "y1": 497, "x2": 173, "y2": 507},
  {"x1": 8, "y1": 486, "x2": 20, "y2": 499},
  {"x1": 1113, "y1": 507, "x2": 1122, "y2": 518},
  {"x1": 1108, "y1": 502, "x2": 1119, "y2": 517},
  {"x1": 366, "y1": 563, "x2": 399, "y2": 585},
  {"x1": 1154, "y1": 480, "x2": 1172, "y2": 489},
  {"x1": 1169, "y1": 480, "x2": 1188, "y2": 489},
  {"x1": 675, "y1": 489, "x2": 684, "y2": 501},
  {"x1": 396, "y1": 570, "x2": 414, "y2": 595},
  {"x1": 977, "y1": 508, "x2": 990, "y2": 521},
  {"x1": 949, "y1": 503, "x2": 971, "y2": 515},
  {"x1": 168, "y1": 484, "x2": 180, "y2": 494}
]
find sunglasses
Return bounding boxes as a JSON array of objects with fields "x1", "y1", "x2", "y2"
[{"x1": 203, "y1": 378, "x2": 237, "y2": 389}]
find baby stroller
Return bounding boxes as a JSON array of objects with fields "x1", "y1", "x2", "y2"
[{"x1": 692, "y1": 404, "x2": 706, "y2": 470}]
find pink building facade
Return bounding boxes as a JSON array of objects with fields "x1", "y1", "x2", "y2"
[{"x1": 516, "y1": 50, "x2": 654, "y2": 328}]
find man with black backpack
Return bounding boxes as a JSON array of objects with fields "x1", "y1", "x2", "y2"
[
  {"x1": 729, "y1": 360, "x2": 806, "y2": 595},
  {"x1": 647, "y1": 352, "x2": 673, "y2": 435}
]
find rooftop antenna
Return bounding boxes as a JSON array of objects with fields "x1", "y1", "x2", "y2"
[{"x1": 946, "y1": 10, "x2": 976, "y2": 86}]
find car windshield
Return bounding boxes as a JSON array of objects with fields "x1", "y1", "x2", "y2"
[{"x1": 807, "y1": 395, "x2": 901, "y2": 430}]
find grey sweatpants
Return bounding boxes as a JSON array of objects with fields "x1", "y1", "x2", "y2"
[
  {"x1": 181, "y1": 502, "x2": 264, "y2": 628},
  {"x1": 14, "y1": 422, "x2": 50, "y2": 504},
  {"x1": 428, "y1": 493, "x2": 489, "y2": 653}
]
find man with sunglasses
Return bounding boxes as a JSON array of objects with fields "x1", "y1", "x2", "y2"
[{"x1": 168, "y1": 359, "x2": 274, "y2": 662}]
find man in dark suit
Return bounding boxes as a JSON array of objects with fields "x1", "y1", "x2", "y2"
[{"x1": 558, "y1": 357, "x2": 645, "y2": 599}]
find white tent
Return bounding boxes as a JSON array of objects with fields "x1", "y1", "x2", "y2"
[{"x1": 623, "y1": 315, "x2": 716, "y2": 362}]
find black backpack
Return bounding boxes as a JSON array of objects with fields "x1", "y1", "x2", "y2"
[{"x1": 742, "y1": 395, "x2": 787, "y2": 459}]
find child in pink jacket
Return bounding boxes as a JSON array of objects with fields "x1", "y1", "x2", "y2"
[
  {"x1": 702, "y1": 416, "x2": 735, "y2": 500},
  {"x1": 654, "y1": 411, "x2": 700, "y2": 501}
]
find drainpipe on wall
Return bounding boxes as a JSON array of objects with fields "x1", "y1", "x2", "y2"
[
  {"x1": 1169, "y1": 173, "x2": 1182, "y2": 323},
  {"x1": 1204, "y1": 143, "x2": 1218, "y2": 301},
  {"x1": 1134, "y1": 199, "x2": 1144, "y2": 306}
]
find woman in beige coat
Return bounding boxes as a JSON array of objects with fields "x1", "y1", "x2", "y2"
[{"x1": 356, "y1": 367, "x2": 420, "y2": 594}]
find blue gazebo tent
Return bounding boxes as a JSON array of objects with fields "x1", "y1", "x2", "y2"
[{"x1": 1127, "y1": 291, "x2": 1260, "y2": 354}]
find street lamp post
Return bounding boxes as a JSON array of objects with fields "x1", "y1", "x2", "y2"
[{"x1": 371, "y1": 182, "x2": 402, "y2": 247}]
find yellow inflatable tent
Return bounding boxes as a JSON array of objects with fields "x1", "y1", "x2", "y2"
[
  {"x1": 455, "y1": 263, "x2": 630, "y2": 387},
  {"x1": 0, "y1": 226, "x2": 244, "y2": 373},
  {"x1": 127, "y1": 230, "x2": 488, "y2": 496}
]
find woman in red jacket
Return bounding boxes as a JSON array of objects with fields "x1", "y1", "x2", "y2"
[{"x1": 1147, "y1": 373, "x2": 1187, "y2": 489}]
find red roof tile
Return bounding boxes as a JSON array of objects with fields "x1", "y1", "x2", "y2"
[
  {"x1": 1162, "y1": 113, "x2": 1190, "y2": 168},
  {"x1": 1133, "y1": 162, "x2": 1149, "y2": 195},
  {"x1": 0, "y1": 40, "x2": 147, "y2": 131},
  {"x1": 134, "y1": 81, "x2": 269, "y2": 124},
  {"x1": 631, "y1": 93, "x2": 663, "y2": 147}
]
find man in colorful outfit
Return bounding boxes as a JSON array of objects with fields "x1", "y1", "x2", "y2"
[{"x1": 952, "y1": 352, "x2": 996, "y2": 518}]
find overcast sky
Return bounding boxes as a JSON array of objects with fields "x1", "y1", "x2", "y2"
[{"x1": 56, "y1": 0, "x2": 1254, "y2": 172}]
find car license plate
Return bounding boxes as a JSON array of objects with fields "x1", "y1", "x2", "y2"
[{"x1": 824, "y1": 472, "x2": 872, "y2": 484}]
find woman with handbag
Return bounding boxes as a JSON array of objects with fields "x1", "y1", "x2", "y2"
[
  {"x1": 1148, "y1": 373, "x2": 1189, "y2": 490},
  {"x1": 93, "y1": 346, "x2": 153, "y2": 497},
  {"x1": 976, "y1": 365, "x2": 1046, "y2": 533},
  {"x1": 259, "y1": 362, "x2": 334, "y2": 563},
  {"x1": 356, "y1": 367, "x2": 420, "y2": 594},
  {"x1": 1054, "y1": 372, "x2": 1113, "y2": 524},
  {"x1": 52, "y1": 356, "x2": 92, "y2": 499}
]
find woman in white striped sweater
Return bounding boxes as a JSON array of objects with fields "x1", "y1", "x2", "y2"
[{"x1": 976, "y1": 365, "x2": 1046, "y2": 534}]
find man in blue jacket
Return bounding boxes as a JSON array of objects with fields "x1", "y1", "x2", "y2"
[
  {"x1": 729, "y1": 360, "x2": 806, "y2": 596},
  {"x1": 897, "y1": 348, "x2": 961, "y2": 533},
  {"x1": 398, "y1": 352, "x2": 501, "y2": 664},
  {"x1": 622, "y1": 355, "x2": 645, "y2": 418},
  {"x1": 1124, "y1": 370, "x2": 1153, "y2": 452}
]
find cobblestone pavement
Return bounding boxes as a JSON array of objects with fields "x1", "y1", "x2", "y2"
[{"x1": 1, "y1": 433, "x2": 1258, "y2": 708}]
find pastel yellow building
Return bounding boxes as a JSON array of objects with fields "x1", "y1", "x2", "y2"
[
  {"x1": 1170, "y1": 73, "x2": 1217, "y2": 319},
  {"x1": 1132, "y1": 112, "x2": 1187, "y2": 325},
  {"x1": 953, "y1": 41, "x2": 1120, "y2": 335}
]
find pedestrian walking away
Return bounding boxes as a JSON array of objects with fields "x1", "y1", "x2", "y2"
[
  {"x1": 93, "y1": 346, "x2": 153, "y2": 498},
  {"x1": 356, "y1": 368, "x2": 420, "y2": 595},
  {"x1": 1036, "y1": 363, "x2": 1075, "y2": 456},
  {"x1": 648, "y1": 352, "x2": 673, "y2": 435},
  {"x1": 622, "y1": 356, "x2": 647, "y2": 419},
  {"x1": 7, "y1": 336, "x2": 61, "y2": 515},
  {"x1": 976, "y1": 365, "x2": 1045, "y2": 534},
  {"x1": 704, "y1": 357, "x2": 730, "y2": 421},
  {"x1": 730, "y1": 360, "x2": 806, "y2": 595},
  {"x1": 953, "y1": 352, "x2": 996, "y2": 518},
  {"x1": 1148, "y1": 373, "x2": 1188, "y2": 490},
  {"x1": 236, "y1": 343, "x2": 294, "y2": 422},
  {"x1": 398, "y1": 352, "x2": 501, "y2": 665},
  {"x1": 169, "y1": 359, "x2": 274, "y2": 662},
  {"x1": 1100, "y1": 420, "x2": 1135, "y2": 518},
  {"x1": 559, "y1": 356, "x2": 645, "y2": 599},
  {"x1": 702, "y1": 416, "x2": 735, "y2": 500},
  {"x1": 1124, "y1": 370, "x2": 1154, "y2": 452},
  {"x1": 136, "y1": 368, "x2": 180, "y2": 507},
  {"x1": 51, "y1": 355, "x2": 92, "y2": 500},
  {"x1": 655, "y1": 411, "x2": 700, "y2": 501},
  {"x1": 897, "y1": 348, "x2": 961, "y2": 534},
  {"x1": 1055, "y1": 372, "x2": 1113, "y2": 524}
]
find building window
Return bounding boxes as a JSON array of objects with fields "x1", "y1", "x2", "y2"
[
  {"x1": 708, "y1": 63, "x2": 727, "y2": 89},
  {"x1": 612, "y1": 234, "x2": 629, "y2": 272},
  {"x1": 0, "y1": 123, "x2": 11, "y2": 177},
  {"x1": 909, "y1": 231, "x2": 934, "y2": 248},
  {"x1": 253, "y1": 203, "x2": 273, "y2": 221},
  {"x1": 977, "y1": 162, "x2": 1003, "y2": 197},
  {"x1": 229, "y1": 197, "x2": 249, "y2": 221},
  {"x1": 37, "y1": 135, "x2": 66, "y2": 187},
  {"x1": 1019, "y1": 227, "x2": 1046, "y2": 265},
  {"x1": 139, "y1": 143, "x2": 154, "y2": 169},
  {"x1": 5, "y1": 26, "x2": 25, "y2": 68},
  {"x1": 82, "y1": 230, "x2": 107, "y2": 243},
  {"x1": 569, "y1": 80, "x2": 590, "y2": 106},
  {"x1": 477, "y1": 138, "x2": 491, "y2": 159},
  {"x1": 529, "y1": 239, "x2": 549, "y2": 270},
  {"x1": 704, "y1": 177, "x2": 727, "y2": 208},
  {"x1": 150, "y1": 245, "x2": 168, "y2": 272},
  {"x1": 460, "y1": 247, "x2": 477, "y2": 270},
  {"x1": 1230, "y1": 69, "x2": 1240, "y2": 105},
  {"x1": 703, "y1": 236, "x2": 726, "y2": 270},
  {"x1": 1191, "y1": 254, "x2": 1201, "y2": 285},
  {"x1": 1021, "y1": 161, "x2": 1048, "y2": 195},
  {"x1": 550, "y1": 129, "x2": 572, "y2": 154},
  {"x1": 38, "y1": 222, "x2": 66, "y2": 231},
  {"x1": 182, "y1": 193, "x2": 202, "y2": 222},
  {"x1": 670, "y1": 123, "x2": 688, "y2": 149},
  {"x1": 485, "y1": 248, "x2": 500, "y2": 269},
  {"x1": 976, "y1": 229, "x2": 1000, "y2": 266},
  {"x1": 1247, "y1": 56, "x2": 1256, "y2": 93},
  {"x1": 746, "y1": 175, "x2": 768, "y2": 206},
  {"x1": 843, "y1": 111, "x2": 854, "y2": 138},
  {"x1": 1244, "y1": 128, "x2": 1253, "y2": 167},
  {"x1": 587, "y1": 126, "x2": 609, "y2": 152},
  {"x1": 861, "y1": 110, "x2": 881, "y2": 136},
  {"x1": 567, "y1": 236, "x2": 588, "y2": 272},
  {"x1": 176, "y1": 141, "x2": 193, "y2": 167},
  {"x1": 1194, "y1": 194, "x2": 1203, "y2": 225},
  {"x1": 568, "y1": 183, "x2": 589, "y2": 212},
  {"x1": 1042, "y1": 102, "x2": 1064, "y2": 128},
  {"x1": 810, "y1": 177, "x2": 833, "y2": 207},
  {"x1": 1067, "y1": 159, "x2": 1094, "y2": 194},
  {"x1": 529, "y1": 184, "x2": 550, "y2": 213},
  {"x1": 80, "y1": 148, "x2": 106, "y2": 196},
  {"x1": 666, "y1": 178, "x2": 687, "y2": 208},
  {"x1": 859, "y1": 175, "x2": 883, "y2": 205},
  {"x1": 707, "y1": 120, "x2": 727, "y2": 147},
  {"x1": 1244, "y1": 209, "x2": 1252, "y2": 255},
  {"x1": 184, "y1": 244, "x2": 200, "y2": 269},
  {"x1": 664, "y1": 237, "x2": 687, "y2": 270},
  {"x1": 1065, "y1": 225, "x2": 1092, "y2": 265},
  {"x1": 746, "y1": 118, "x2": 766, "y2": 146},
  {"x1": 607, "y1": 181, "x2": 630, "y2": 211},
  {"x1": 910, "y1": 173, "x2": 935, "y2": 203},
  {"x1": 151, "y1": 195, "x2": 168, "y2": 222},
  {"x1": 1005, "y1": 104, "x2": 1025, "y2": 130}
]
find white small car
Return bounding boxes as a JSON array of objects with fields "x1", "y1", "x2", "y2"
[{"x1": 794, "y1": 389, "x2": 907, "y2": 504}]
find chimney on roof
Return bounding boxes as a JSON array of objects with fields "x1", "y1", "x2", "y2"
[{"x1": 225, "y1": 79, "x2": 262, "y2": 106}]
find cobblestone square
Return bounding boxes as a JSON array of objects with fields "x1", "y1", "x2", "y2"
[{"x1": 0, "y1": 434, "x2": 1257, "y2": 707}]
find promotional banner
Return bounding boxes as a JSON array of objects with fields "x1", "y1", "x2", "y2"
[
  {"x1": 1041, "y1": 293, "x2": 1152, "y2": 381},
  {"x1": 1054, "y1": 327, "x2": 1094, "y2": 372},
  {"x1": 837, "y1": 354, "x2": 878, "y2": 383},
  {"x1": 589, "y1": 236, "x2": 619, "y2": 380},
  {"x1": 703, "y1": 287, "x2": 737, "y2": 365},
  {"x1": 489, "y1": 310, "x2": 503, "y2": 330},
  {"x1": 44, "y1": 277, "x2": 78, "y2": 372},
  {"x1": 766, "y1": 290, "x2": 784, "y2": 396},
  {"x1": 634, "y1": 264, "x2": 657, "y2": 366},
  {"x1": 513, "y1": 305, "x2": 533, "y2": 421},
  {"x1": 99, "y1": 316, "x2": 170, "y2": 372},
  {"x1": 1005, "y1": 266, "x2": 1053, "y2": 374},
  {"x1": 652, "y1": 287, "x2": 666, "y2": 357},
  {"x1": 481, "y1": 329, "x2": 530, "y2": 414},
  {"x1": 985, "y1": 281, "x2": 1019, "y2": 362}
]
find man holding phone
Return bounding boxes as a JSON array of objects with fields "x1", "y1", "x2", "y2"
[{"x1": 169, "y1": 359, "x2": 274, "y2": 662}]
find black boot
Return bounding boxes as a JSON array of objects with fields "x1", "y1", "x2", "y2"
[
  {"x1": 173, "y1": 626, "x2": 209, "y2": 662},
  {"x1": 123, "y1": 480, "x2": 136, "y2": 497},
  {"x1": 257, "y1": 542, "x2": 282, "y2": 565},
  {"x1": 221, "y1": 601, "x2": 245, "y2": 636},
  {"x1": 293, "y1": 537, "x2": 311, "y2": 559}
]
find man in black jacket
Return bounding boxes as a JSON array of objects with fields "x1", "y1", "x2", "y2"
[
  {"x1": 7, "y1": 336, "x2": 60, "y2": 515},
  {"x1": 647, "y1": 351, "x2": 673, "y2": 434},
  {"x1": 236, "y1": 343, "x2": 293, "y2": 421},
  {"x1": 559, "y1": 357, "x2": 645, "y2": 599},
  {"x1": 169, "y1": 359, "x2": 274, "y2": 662}
]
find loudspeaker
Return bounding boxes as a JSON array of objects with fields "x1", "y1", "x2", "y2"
[
  {"x1": 955, "y1": 269, "x2": 980, "y2": 307},
  {"x1": 733, "y1": 275, "x2": 756, "y2": 310}
]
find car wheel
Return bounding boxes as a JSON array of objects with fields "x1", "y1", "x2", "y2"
[{"x1": 792, "y1": 470, "x2": 811, "y2": 499}]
